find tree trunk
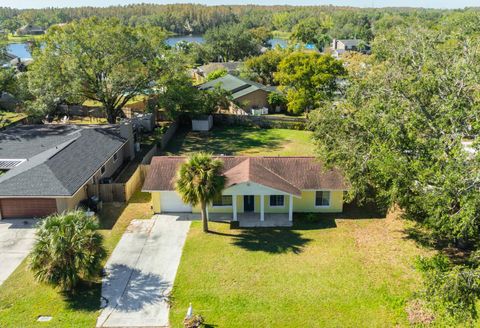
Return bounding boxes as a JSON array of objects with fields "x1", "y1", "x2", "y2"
[
  {"x1": 105, "y1": 108, "x2": 117, "y2": 124},
  {"x1": 201, "y1": 201, "x2": 209, "y2": 233}
]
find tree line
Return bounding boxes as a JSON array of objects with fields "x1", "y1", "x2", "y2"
[{"x1": 1, "y1": 4, "x2": 478, "y2": 38}]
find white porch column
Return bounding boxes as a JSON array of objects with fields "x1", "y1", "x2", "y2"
[
  {"x1": 232, "y1": 195, "x2": 237, "y2": 221},
  {"x1": 260, "y1": 194, "x2": 265, "y2": 221},
  {"x1": 206, "y1": 205, "x2": 209, "y2": 221},
  {"x1": 288, "y1": 195, "x2": 293, "y2": 222}
]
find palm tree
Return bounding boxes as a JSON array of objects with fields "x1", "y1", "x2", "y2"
[
  {"x1": 29, "y1": 211, "x2": 106, "y2": 292},
  {"x1": 176, "y1": 152, "x2": 225, "y2": 232}
]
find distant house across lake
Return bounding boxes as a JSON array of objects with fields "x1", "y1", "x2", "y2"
[{"x1": 330, "y1": 39, "x2": 371, "y2": 58}]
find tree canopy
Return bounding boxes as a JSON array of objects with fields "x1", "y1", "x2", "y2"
[
  {"x1": 203, "y1": 24, "x2": 260, "y2": 62},
  {"x1": 275, "y1": 52, "x2": 346, "y2": 114},
  {"x1": 27, "y1": 17, "x2": 168, "y2": 123}
]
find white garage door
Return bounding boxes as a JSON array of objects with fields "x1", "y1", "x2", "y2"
[{"x1": 161, "y1": 191, "x2": 192, "y2": 212}]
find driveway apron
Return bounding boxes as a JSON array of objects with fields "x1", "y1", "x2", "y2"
[{"x1": 97, "y1": 215, "x2": 191, "y2": 328}]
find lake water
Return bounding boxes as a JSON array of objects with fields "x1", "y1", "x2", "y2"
[
  {"x1": 8, "y1": 35, "x2": 288, "y2": 59},
  {"x1": 7, "y1": 43, "x2": 32, "y2": 59}
]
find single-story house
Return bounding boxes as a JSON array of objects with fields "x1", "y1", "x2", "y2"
[
  {"x1": 0, "y1": 123, "x2": 135, "y2": 219},
  {"x1": 192, "y1": 61, "x2": 242, "y2": 81},
  {"x1": 330, "y1": 39, "x2": 371, "y2": 58},
  {"x1": 143, "y1": 156, "x2": 348, "y2": 226},
  {"x1": 198, "y1": 74, "x2": 277, "y2": 113},
  {"x1": 15, "y1": 24, "x2": 45, "y2": 36}
]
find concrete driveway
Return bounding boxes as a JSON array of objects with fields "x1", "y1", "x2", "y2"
[
  {"x1": 96, "y1": 215, "x2": 191, "y2": 328},
  {"x1": 0, "y1": 219, "x2": 38, "y2": 285}
]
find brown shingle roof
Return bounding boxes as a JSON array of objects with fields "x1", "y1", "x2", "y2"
[{"x1": 142, "y1": 156, "x2": 348, "y2": 195}]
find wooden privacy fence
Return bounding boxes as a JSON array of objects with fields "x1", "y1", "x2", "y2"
[{"x1": 99, "y1": 165, "x2": 149, "y2": 203}]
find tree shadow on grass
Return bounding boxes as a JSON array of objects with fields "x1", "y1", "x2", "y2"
[
  {"x1": 62, "y1": 281, "x2": 102, "y2": 312},
  {"x1": 210, "y1": 228, "x2": 312, "y2": 254}
]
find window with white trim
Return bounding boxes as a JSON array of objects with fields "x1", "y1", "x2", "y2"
[
  {"x1": 212, "y1": 195, "x2": 233, "y2": 207},
  {"x1": 315, "y1": 191, "x2": 330, "y2": 207},
  {"x1": 113, "y1": 152, "x2": 118, "y2": 162},
  {"x1": 269, "y1": 195, "x2": 284, "y2": 207},
  {"x1": 100, "y1": 165, "x2": 106, "y2": 175}
]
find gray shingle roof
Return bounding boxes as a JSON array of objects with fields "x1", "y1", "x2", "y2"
[
  {"x1": 198, "y1": 74, "x2": 272, "y2": 100},
  {"x1": 0, "y1": 125, "x2": 127, "y2": 197}
]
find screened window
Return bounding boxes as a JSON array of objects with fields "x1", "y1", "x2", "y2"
[
  {"x1": 270, "y1": 195, "x2": 284, "y2": 207},
  {"x1": 212, "y1": 195, "x2": 233, "y2": 207},
  {"x1": 315, "y1": 191, "x2": 330, "y2": 206}
]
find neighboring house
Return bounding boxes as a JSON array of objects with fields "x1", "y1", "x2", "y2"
[
  {"x1": 143, "y1": 156, "x2": 348, "y2": 226},
  {"x1": 15, "y1": 24, "x2": 45, "y2": 36},
  {"x1": 0, "y1": 123, "x2": 135, "y2": 219},
  {"x1": 198, "y1": 74, "x2": 277, "y2": 114},
  {"x1": 192, "y1": 62, "x2": 242, "y2": 81},
  {"x1": 330, "y1": 39, "x2": 370, "y2": 58}
]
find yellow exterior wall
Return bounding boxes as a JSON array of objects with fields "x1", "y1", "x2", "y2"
[
  {"x1": 152, "y1": 191, "x2": 161, "y2": 213},
  {"x1": 293, "y1": 191, "x2": 343, "y2": 213},
  {"x1": 151, "y1": 190, "x2": 344, "y2": 214},
  {"x1": 192, "y1": 196, "x2": 244, "y2": 214}
]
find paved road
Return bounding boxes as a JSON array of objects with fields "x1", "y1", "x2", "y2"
[
  {"x1": 96, "y1": 215, "x2": 191, "y2": 328},
  {"x1": 0, "y1": 219, "x2": 37, "y2": 285}
]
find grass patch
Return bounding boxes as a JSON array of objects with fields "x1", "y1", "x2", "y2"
[
  {"x1": 170, "y1": 210, "x2": 429, "y2": 327},
  {"x1": 82, "y1": 95, "x2": 147, "y2": 107},
  {"x1": 0, "y1": 111, "x2": 27, "y2": 128},
  {"x1": 67, "y1": 117, "x2": 108, "y2": 125},
  {"x1": 0, "y1": 191, "x2": 152, "y2": 327},
  {"x1": 164, "y1": 125, "x2": 315, "y2": 156},
  {"x1": 272, "y1": 30, "x2": 291, "y2": 39},
  {"x1": 0, "y1": 34, "x2": 44, "y2": 44}
]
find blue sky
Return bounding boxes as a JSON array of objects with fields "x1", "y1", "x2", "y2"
[{"x1": 2, "y1": 0, "x2": 479, "y2": 9}]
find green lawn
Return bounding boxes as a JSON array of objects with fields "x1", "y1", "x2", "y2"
[
  {"x1": 0, "y1": 192, "x2": 153, "y2": 327},
  {"x1": 0, "y1": 111, "x2": 27, "y2": 129},
  {"x1": 164, "y1": 126, "x2": 315, "y2": 156},
  {"x1": 170, "y1": 211, "x2": 429, "y2": 327}
]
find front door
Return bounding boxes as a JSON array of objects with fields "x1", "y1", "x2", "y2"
[{"x1": 244, "y1": 195, "x2": 254, "y2": 212}]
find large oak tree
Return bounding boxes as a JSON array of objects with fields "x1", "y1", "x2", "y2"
[{"x1": 27, "y1": 17, "x2": 168, "y2": 123}]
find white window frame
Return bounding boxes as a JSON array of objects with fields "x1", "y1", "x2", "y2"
[
  {"x1": 113, "y1": 152, "x2": 118, "y2": 163},
  {"x1": 100, "y1": 165, "x2": 106, "y2": 176},
  {"x1": 212, "y1": 195, "x2": 233, "y2": 208},
  {"x1": 269, "y1": 195, "x2": 285, "y2": 208},
  {"x1": 314, "y1": 190, "x2": 331, "y2": 208}
]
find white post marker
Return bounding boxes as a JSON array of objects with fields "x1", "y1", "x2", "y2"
[
  {"x1": 289, "y1": 195, "x2": 293, "y2": 222},
  {"x1": 260, "y1": 195, "x2": 265, "y2": 222},
  {"x1": 186, "y1": 303, "x2": 193, "y2": 320},
  {"x1": 232, "y1": 195, "x2": 237, "y2": 221}
]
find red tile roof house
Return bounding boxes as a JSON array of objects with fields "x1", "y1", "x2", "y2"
[{"x1": 142, "y1": 156, "x2": 348, "y2": 227}]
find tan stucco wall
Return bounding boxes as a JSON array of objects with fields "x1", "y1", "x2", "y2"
[
  {"x1": 56, "y1": 186, "x2": 88, "y2": 213},
  {"x1": 235, "y1": 90, "x2": 269, "y2": 110}
]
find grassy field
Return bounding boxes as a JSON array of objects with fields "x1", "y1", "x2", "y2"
[
  {"x1": 0, "y1": 192, "x2": 153, "y2": 327},
  {"x1": 164, "y1": 126, "x2": 315, "y2": 156},
  {"x1": 170, "y1": 210, "x2": 429, "y2": 327},
  {"x1": 1, "y1": 34, "x2": 44, "y2": 44}
]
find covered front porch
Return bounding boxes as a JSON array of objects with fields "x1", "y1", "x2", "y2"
[{"x1": 209, "y1": 212, "x2": 292, "y2": 228}]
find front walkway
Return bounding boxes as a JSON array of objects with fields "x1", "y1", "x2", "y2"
[
  {"x1": 0, "y1": 219, "x2": 37, "y2": 285},
  {"x1": 96, "y1": 215, "x2": 191, "y2": 328}
]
